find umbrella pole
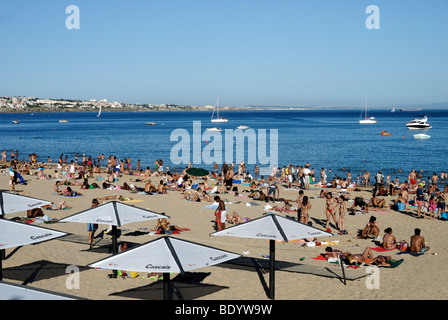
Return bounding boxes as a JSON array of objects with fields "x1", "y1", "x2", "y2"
[
  {"x1": 163, "y1": 272, "x2": 171, "y2": 300},
  {"x1": 269, "y1": 239, "x2": 275, "y2": 300},
  {"x1": 339, "y1": 254, "x2": 347, "y2": 285},
  {"x1": 112, "y1": 226, "x2": 118, "y2": 278},
  {"x1": 0, "y1": 249, "x2": 3, "y2": 281}
]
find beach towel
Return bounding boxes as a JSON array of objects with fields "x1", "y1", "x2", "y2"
[
  {"x1": 383, "y1": 259, "x2": 404, "y2": 268},
  {"x1": 371, "y1": 246, "x2": 396, "y2": 252},
  {"x1": 312, "y1": 255, "x2": 327, "y2": 261}
]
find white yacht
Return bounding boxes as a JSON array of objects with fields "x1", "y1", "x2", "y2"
[
  {"x1": 406, "y1": 116, "x2": 431, "y2": 130},
  {"x1": 206, "y1": 127, "x2": 222, "y2": 132},
  {"x1": 237, "y1": 125, "x2": 249, "y2": 130},
  {"x1": 359, "y1": 97, "x2": 377, "y2": 124},
  {"x1": 211, "y1": 98, "x2": 228, "y2": 123}
]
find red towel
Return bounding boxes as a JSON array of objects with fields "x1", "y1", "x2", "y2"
[
  {"x1": 371, "y1": 246, "x2": 396, "y2": 252},
  {"x1": 312, "y1": 255, "x2": 327, "y2": 260}
]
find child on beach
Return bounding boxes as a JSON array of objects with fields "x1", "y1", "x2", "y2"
[{"x1": 429, "y1": 195, "x2": 437, "y2": 221}]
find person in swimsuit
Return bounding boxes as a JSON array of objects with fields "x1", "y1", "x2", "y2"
[
  {"x1": 429, "y1": 195, "x2": 437, "y2": 220},
  {"x1": 324, "y1": 192, "x2": 337, "y2": 232},
  {"x1": 359, "y1": 216, "x2": 380, "y2": 239},
  {"x1": 300, "y1": 196, "x2": 311, "y2": 224},
  {"x1": 346, "y1": 247, "x2": 376, "y2": 264},
  {"x1": 436, "y1": 193, "x2": 445, "y2": 219},
  {"x1": 366, "y1": 255, "x2": 392, "y2": 267},
  {"x1": 382, "y1": 227, "x2": 397, "y2": 249},
  {"x1": 214, "y1": 196, "x2": 226, "y2": 231},
  {"x1": 337, "y1": 195, "x2": 347, "y2": 234}
]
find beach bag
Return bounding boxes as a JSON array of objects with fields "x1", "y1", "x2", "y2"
[
  {"x1": 397, "y1": 240, "x2": 408, "y2": 252},
  {"x1": 441, "y1": 212, "x2": 448, "y2": 221}
]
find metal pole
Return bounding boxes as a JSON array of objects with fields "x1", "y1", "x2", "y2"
[
  {"x1": 0, "y1": 249, "x2": 3, "y2": 281},
  {"x1": 163, "y1": 272, "x2": 171, "y2": 300},
  {"x1": 112, "y1": 225, "x2": 118, "y2": 278},
  {"x1": 269, "y1": 239, "x2": 275, "y2": 300},
  {"x1": 339, "y1": 254, "x2": 346, "y2": 285}
]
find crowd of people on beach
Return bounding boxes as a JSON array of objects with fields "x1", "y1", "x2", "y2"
[{"x1": 2, "y1": 149, "x2": 445, "y2": 267}]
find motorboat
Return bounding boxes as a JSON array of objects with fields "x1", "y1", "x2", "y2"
[
  {"x1": 237, "y1": 125, "x2": 249, "y2": 130},
  {"x1": 380, "y1": 130, "x2": 391, "y2": 136},
  {"x1": 12, "y1": 120, "x2": 20, "y2": 124},
  {"x1": 359, "y1": 97, "x2": 377, "y2": 124},
  {"x1": 413, "y1": 133, "x2": 430, "y2": 139},
  {"x1": 59, "y1": 120, "x2": 68, "y2": 123},
  {"x1": 406, "y1": 116, "x2": 431, "y2": 130},
  {"x1": 206, "y1": 127, "x2": 222, "y2": 132},
  {"x1": 145, "y1": 122, "x2": 156, "y2": 126}
]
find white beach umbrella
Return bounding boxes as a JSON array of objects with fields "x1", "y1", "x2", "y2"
[
  {"x1": 60, "y1": 201, "x2": 169, "y2": 253},
  {"x1": 0, "y1": 219, "x2": 67, "y2": 280},
  {"x1": 210, "y1": 214, "x2": 332, "y2": 299},
  {"x1": 0, "y1": 191, "x2": 52, "y2": 216},
  {"x1": 89, "y1": 236, "x2": 241, "y2": 300},
  {"x1": 0, "y1": 281, "x2": 81, "y2": 300}
]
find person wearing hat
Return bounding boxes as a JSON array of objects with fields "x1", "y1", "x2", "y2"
[{"x1": 415, "y1": 182, "x2": 425, "y2": 219}]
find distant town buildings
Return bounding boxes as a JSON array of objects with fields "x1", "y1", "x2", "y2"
[{"x1": 0, "y1": 96, "x2": 240, "y2": 113}]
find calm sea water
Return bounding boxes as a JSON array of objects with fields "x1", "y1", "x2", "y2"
[{"x1": 1, "y1": 109, "x2": 447, "y2": 182}]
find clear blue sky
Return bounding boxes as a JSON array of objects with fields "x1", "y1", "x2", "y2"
[{"x1": 1, "y1": 0, "x2": 447, "y2": 108}]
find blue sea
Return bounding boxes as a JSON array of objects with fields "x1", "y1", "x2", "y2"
[{"x1": 1, "y1": 109, "x2": 447, "y2": 182}]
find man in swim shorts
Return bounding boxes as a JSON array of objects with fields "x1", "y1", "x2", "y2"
[
  {"x1": 409, "y1": 228, "x2": 429, "y2": 255},
  {"x1": 415, "y1": 183, "x2": 425, "y2": 219}
]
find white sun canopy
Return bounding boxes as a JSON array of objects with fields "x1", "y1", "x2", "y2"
[
  {"x1": 0, "y1": 219, "x2": 67, "y2": 249},
  {"x1": 89, "y1": 236, "x2": 240, "y2": 273},
  {"x1": 0, "y1": 281, "x2": 79, "y2": 300},
  {"x1": 0, "y1": 192, "x2": 52, "y2": 215},
  {"x1": 60, "y1": 201, "x2": 169, "y2": 227},
  {"x1": 210, "y1": 214, "x2": 332, "y2": 242}
]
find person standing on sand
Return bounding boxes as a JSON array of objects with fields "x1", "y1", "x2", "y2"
[
  {"x1": 415, "y1": 183, "x2": 425, "y2": 219},
  {"x1": 88, "y1": 199, "x2": 99, "y2": 248},
  {"x1": 214, "y1": 196, "x2": 226, "y2": 231}
]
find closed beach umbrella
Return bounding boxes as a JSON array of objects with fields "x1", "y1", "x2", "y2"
[
  {"x1": 60, "y1": 201, "x2": 169, "y2": 254},
  {"x1": 186, "y1": 168, "x2": 209, "y2": 177},
  {"x1": 0, "y1": 219, "x2": 67, "y2": 280},
  {"x1": 0, "y1": 191, "x2": 52, "y2": 216},
  {"x1": 210, "y1": 214, "x2": 332, "y2": 299},
  {"x1": 89, "y1": 236, "x2": 240, "y2": 300}
]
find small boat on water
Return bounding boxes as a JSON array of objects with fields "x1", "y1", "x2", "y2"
[
  {"x1": 59, "y1": 120, "x2": 68, "y2": 123},
  {"x1": 237, "y1": 125, "x2": 249, "y2": 130},
  {"x1": 400, "y1": 108, "x2": 423, "y2": 112},
  {"x1": 406, "y1": 116, "x2": 431, "y2": 130},
  {"x1": 414, "y1": 133, "x2": 430, "y2": 139},
  {"x1": 12, "y1": 120, "x2": 20, "y2": 124},
  {"x1": 145, "y1": 122, "x2": 156, "y2": 126},
  {"x1": 359, "y1": 97, "x2": 377, "y2": 124},
  {"x1": 380, "y1": 130, "x2": 391, "y2": 136},
  {"x1": 206, "y1": 127, "x2": 222, "y2": 132},
  {"x1": 211, "y1": 98, "x2": 228, "y2": 123}
]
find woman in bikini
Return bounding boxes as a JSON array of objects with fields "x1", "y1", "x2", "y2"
[
  {"x1": 346, "y1": 247, "x2": 376, "y2": 264},
  {"x1": 337, "y1": 195, "x2": 347, "y2": 234},
  {"x1": 325, "y1": 192, "x2": 338, "y2": 232},
  {"x1": 300, "y1": 196, "x2": 311, "y2": 224},
  {"x1": 382, "y1": 227, "x2": 397, "y2": 249}
]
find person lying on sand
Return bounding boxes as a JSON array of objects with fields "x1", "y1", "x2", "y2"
[
  {"x1": 226, "y1": 211, "x2": 250, "y2": 225},
  {"x1": 156, "y1": 218, "x2": 188, "y2": 234}
]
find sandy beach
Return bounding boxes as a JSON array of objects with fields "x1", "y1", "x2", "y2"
[{"x1": 1, "y1": 164, "x2": 448, "y2": 301}]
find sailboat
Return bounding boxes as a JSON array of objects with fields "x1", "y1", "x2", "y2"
[
  {"x1": 97, "y1": 105, "x2": 102, "y2": 117},
  {"x1": 211, "y1": 98, "x2": 228, "y2": 123},
  {"x1": 359, "y1": 97, "x2": 377, "y2": 124}
]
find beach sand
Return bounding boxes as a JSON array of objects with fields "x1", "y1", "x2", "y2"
[{"x1": 1, "y1": 167, "x2": 448, "y2": 301}]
